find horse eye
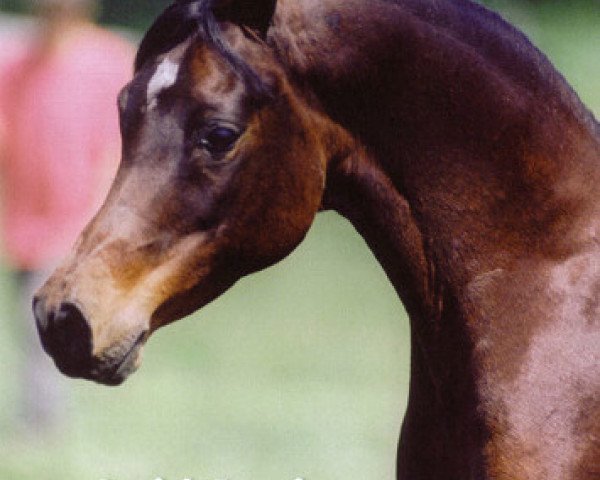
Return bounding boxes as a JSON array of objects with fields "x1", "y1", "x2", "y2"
[{"x1": 199, "y1": 126, "x2": 240, "y2": 155}]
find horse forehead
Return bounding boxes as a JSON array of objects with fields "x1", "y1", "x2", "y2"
[
  {"x1": 143, "y1": 41, "x2": 191, "y2": 109},
  {"x1": 187, "y1": 43, "x2": 244, "y2": 99},
  {"x1": 146, "y1": 57, "x2": 180, "y2": 107},
  {"x1": 140, "y1": 41, "x2": 242, "y2": 110}
]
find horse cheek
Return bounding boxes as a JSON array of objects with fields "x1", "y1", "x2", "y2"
[{"x1": 230, "y1": 143, "x2": 324, "y2": 272}]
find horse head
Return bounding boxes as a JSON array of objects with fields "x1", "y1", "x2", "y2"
[{"x1": 33, "y1": 0, "x2": 333, "y2": 385}]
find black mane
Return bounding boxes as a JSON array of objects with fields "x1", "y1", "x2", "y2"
[{"x1": 135, "y1": 0, "x2": 272, "y2": 100}]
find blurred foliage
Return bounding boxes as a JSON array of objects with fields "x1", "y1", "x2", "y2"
[
  {"x1": 0, "y1": 0, "x2": 598, "y2": 32},
  {"x1": 98, "y1": 0, "x2": 168, "y2": 31}
]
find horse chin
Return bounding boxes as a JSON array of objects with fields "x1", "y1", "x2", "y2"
[
  {"x1": 100, "y1": 345, "x2": 144, "y2": 386},
  {"x1": 88, "y1": 332, "x2": 147, "y2": 386}
]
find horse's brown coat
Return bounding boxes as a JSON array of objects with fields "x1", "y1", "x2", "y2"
[{"x1": 34, "y1": 1, "x2": 599, "y2": 478}]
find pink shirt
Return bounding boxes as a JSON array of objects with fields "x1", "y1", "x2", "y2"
[{"x1": 0, "y1": 26, "x2": 134, "y2": 269}]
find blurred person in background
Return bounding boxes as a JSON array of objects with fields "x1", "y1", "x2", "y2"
[{"x1": 0, "y1": 0, "x2": 134, "y2": 434}]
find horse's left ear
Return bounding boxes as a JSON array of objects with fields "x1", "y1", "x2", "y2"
[{"x1": 211, "y1": 0, "x2": 277, "y2": 38}]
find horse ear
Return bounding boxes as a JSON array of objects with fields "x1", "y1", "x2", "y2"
[{"x1": 211, "y1": 0, "x2": 277, "y2": 38}]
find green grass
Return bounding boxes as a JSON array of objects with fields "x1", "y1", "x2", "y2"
[{"x1": 0, "y1": 3, "x2": 598, "y2": 479}]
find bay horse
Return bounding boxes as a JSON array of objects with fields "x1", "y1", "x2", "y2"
[{"x1": 34, "y1": 0, "x2": 599, "y2": 478}]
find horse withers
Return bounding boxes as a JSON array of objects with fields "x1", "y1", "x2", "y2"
[{"x1": 34, "y1": 1, "x2": 600, "y2": 478}]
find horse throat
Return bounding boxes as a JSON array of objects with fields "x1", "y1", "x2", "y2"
[{"x1": 322, "y1": 146, "x2": 490, "y2": 479}]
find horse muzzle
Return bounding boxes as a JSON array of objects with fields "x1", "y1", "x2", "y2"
[{"x1": 33, "y1": 295, "x2": 148, "y2": 386}]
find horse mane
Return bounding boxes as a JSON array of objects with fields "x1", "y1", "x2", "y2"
[{"x1": 135, "y1": 0, "x2": 272, "y2": 100}]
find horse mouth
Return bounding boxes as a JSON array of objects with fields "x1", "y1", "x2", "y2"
[{"x1": 61, "y1": 331, "x2": 148, "y2": 386}]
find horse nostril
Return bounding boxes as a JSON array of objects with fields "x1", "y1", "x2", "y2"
[
  {"x1": 33, "y1": 295, "x2": 50, "y2": 332},
  {"x1": 37, "y1": 301, "x2": 94, "y2": 377}
]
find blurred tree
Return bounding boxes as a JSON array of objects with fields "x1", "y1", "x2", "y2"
[
  {"x1": 1, "y1": 0, "x2": 28, "y2": 15},
  {"x1": 1, "y1": 0, "x2": 598, "y2": 32},
  {"x1": 99, "y1": 0, "x2": 165, "y2": 31},
  {"x1": 0, "y1": 0, "x2": 166, "y2": 30}
]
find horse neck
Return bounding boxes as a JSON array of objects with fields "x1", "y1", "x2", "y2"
[
  {"x1": 273, "y1": 0, "x2": 600, "y2": 276},
  {"x1": 274, "y1": 0, "x2": 600, "y2": 310},
  {"x1": 274, "y1": 1, "x2": 600, "y2": 478}
]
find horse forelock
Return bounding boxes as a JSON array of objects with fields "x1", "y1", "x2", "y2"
[
  {"x1": 134, "y1": 1, "x2": 203, "y2": 72},
  {"x1": 134, "y1": 0, "x2": 273, "y2": 103}
]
